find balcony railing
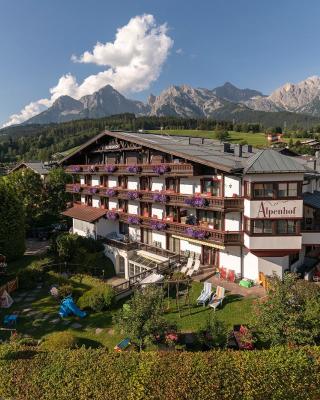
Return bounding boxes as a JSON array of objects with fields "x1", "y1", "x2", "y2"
[
  {"x1": 118, "y1": 212, "x2": 242, "y2": 246},
  {"x1": 65, "y1": 163, "x2": 194, "y2": 176},
  {"x1": 66, "y1": 184, "x2": 244, "y2": 211}
]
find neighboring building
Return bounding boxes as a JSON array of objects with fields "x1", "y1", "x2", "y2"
[
  {"x1": 10, "y1": 161, "x2": 52, "y2": 180},
  {"x1": 266, "y1": 132, "x2": 283, "y2": 143},
  {"x1": 60, "y1": 130, "x2": 320, "y2": 284},
  {"x1": 300, "y1": 139, "x2": 320, "y2": 150}
]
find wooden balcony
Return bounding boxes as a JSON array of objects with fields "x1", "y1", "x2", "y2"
[
  {"x1": 66, "y1": 184, "x2": 244, "y2": 211},
  {"x1": 65, "y1": 162, "x2": 194, "y2": 176},
  {"x1": 118, "y1": 212, "x2": 242, "y2": 246}
]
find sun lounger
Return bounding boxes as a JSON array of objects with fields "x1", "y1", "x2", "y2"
[
  {"x1": 186, "y1": 259, "x2": 201, "y2": 276},
  {"x1": 197, "y1": 282, "x2": 212, "y2": 306},
  {"x1": 208, "y1": 286, "x2": 225, "y2": 311},
  {"x1": 181, "y1": 257, "x2": 194, "y2": 274}
]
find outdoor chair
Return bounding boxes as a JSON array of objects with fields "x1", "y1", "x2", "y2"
[
  {"x1": 220, "y1": 267, "x2": 227, "y2": 280},
  {"x1": 208, "y1": 286, "x2": 225, "y2": 311},
  {"x1": 181, "y1": 258, "x2": 194, "y2": 274},
  {"x1": 187, "y1": 259, "x2": 201, "y2": 276},
  {"x1": 227, "y1": 269, "x2": 235, "y2": 282},
  {"x1": 196, "y1": 282, "x2": 212, "y2": 306}
]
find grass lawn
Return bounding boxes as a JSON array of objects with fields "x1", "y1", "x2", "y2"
[
  {"x1": 148, "y1": 129, "x2": 303, "y2": 148},
  {"x1": 163, "y1": 281, "x2": 255, "y2": 332},
  {"x1": 0, "y1": 254, "x2": 39, "y2": 286},
  {"x1": 1, "y1": 274, "x2": 255, "y2": 349}
]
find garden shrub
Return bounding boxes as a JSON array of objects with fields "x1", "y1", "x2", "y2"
[
  {"x1": 78, "y1": 285, "x2": 114, "y2": 312},
  {"x1": 40, "y1": 332, "x2": 78, "y2": 351},
  {"x1": 17, "y1": 258, "x2": 51, "y2": 289},
  {"x1": 58, "y1": 284, "x2": 73, "y2": 299},
  {"x1": 0, "y1": 346, "x2": 319, "y2": 399}
]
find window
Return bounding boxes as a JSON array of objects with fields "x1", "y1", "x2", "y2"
[
  {"x1": 277, "y1": 182, "x2": 298, "y2": 197},
  {"x1": 253, "y1": 220, "x2": 272, "y2": 234},
  {"x1": 244, "y1": 181, "x2": 251, "y2": 197},
  {"x1": 253, "y1": 183, "x2": 273, "y2": 198},
  {"x1": 276, "y1": 220, "x2": 297, "y2": 234},
  {"x1": 202, "y1": 179, "x2": 220, "y2": 196},
  {"x1": 198, "y1": 210, "x2": 221, "y2": 229}
]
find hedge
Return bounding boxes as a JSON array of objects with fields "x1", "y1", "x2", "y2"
[{"x1": 0, "y1": 346, "x2": 319, "y2": 399}]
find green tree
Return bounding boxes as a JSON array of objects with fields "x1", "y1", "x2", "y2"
[
  {"x1": 5, "y1": 169, "x2": 45, "y2": 229},
  {"x1": 114, "y1": 286, "x2": 167, "y2": 350},
  {"x1": 45, "y1": 167, "x2": 71, "y2": 218},
  {"x1": 253, "y1": 273, "x2": 320, "y2": 346},
  {"x1": 214, "y1": 129, "x2": 229, "y2": 142},
  {"x1": 0, "y1": 179, "x2": 25, "y2": 260}
]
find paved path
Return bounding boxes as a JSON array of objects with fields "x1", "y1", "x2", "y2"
[{"x1": 24, "y1": 239, "x2": 50, "y2": 256}]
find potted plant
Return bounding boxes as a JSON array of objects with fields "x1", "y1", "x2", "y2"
[
  {"x1": 152, "y1": 193, "x2": 168, "y2": 203},
  {"x1": 127, "y1": 216, "x2": 141, "y2": 225},
  {"x1": 153, "y1": 164, "x2": 171, "y2": 175},
  {"x1": 105, "y1": 211, "x2": 119, "y2": 220},
  {"x1": 126, "y1": 165, "x2": 141, "y2": 174},
  {"x1": 127, "y1": 191, "x2": 140, "y2": 200},
  {"x1": 150, "y1": 220, "x2": 167, "y2": 231},
  {"x1": 105, "y1": 165, "x2": 117, "y2": 173},
  {"x1": 106, "y1": 188, "x2": 118, "y2": 197}
]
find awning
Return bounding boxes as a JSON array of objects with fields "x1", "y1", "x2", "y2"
[
  {"x1": 62, "y1": 205, "x2": 106, "y2": 223},
  {"x1": 172, "y1": 235, "x2": 225, "y2": 250}
]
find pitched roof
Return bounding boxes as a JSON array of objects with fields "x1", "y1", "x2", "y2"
[
  {"x1": 302, "y1": 190, "x2": 320, "y2": 209},
  {"x1": 11, "y1": 162, "x2": 50, "y2": 175},
  {"x1": 244, "y1": 149, "x2": 306, "y2": 174},
  {"x1": 62, "y1": 205, "x2": 106, "y2": 223}
]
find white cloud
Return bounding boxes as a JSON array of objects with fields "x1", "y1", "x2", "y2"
[
  {"x1": 3, "y1": 14, "x2": 173, "y2": 127},
  {"x1": 176, "y1": 48, "x2": 184, "y2": 55}
]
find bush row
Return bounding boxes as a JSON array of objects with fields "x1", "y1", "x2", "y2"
[{"x1": 0, "y1": 346, "x2": 319, "y2": 400}]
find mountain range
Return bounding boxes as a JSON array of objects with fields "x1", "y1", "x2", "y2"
[{"x1": 23, "y1": 76, "x2": 320, "y2": 125}]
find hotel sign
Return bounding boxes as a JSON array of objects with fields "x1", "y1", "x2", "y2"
[
  {"x1": 244, "y1": 199, "x2": 303, "y2": 219},
  {"x1": 255, "y1": 200, "x2": 303, "y2": 219}
]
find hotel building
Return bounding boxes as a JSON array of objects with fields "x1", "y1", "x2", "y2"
[{"x1": 60, "y1": 130, "x2": 320, "y2": 284}]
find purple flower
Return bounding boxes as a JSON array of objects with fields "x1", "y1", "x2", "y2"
[
  {"x1": 105, "y1": 165, "x2": 117, "y2": 173},
  {"x1": 126, "y1": 165, "x2": 141, "y2": 174},
  {"x1": 152, "y1": 193, "x2": 168, "y2": 203},
  {"x1": 73, "y1": 185, "x2": 81, "y2": 193},
  {"x1": 150, "y1": 220, "x2": 167, "y2": 231},
  {"x1": 128, "y1": 216, "x2": 141, "y2": 225},
  {"x1": 71, "y1": 165, "x2": 82, "y2": 173},
  {"x1": 184, "y1": 196, "x2": 207, "y2": 207},
  {"x1": 153, "y1": 164, "x2": 171, "y2": 175},
  {"x1": 184, "y1": 227, "x2": 208, "y2": 239},
  {"x1": 89, "y1": 187, "x2": 99, "y2": 194},
  {"x1": 105, "y1": 211, "x2": 119, "y2": 220},
  {"x1": 106, "y1": 188, "x2": 118, "y2": 197},
  {"x1": 127, "y1": 191, "x2": 140, "y2": 200}
]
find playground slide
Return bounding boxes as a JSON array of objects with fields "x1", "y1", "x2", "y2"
[{"x1": 59, "y1": 296, "x2": 87, "y2": 318}]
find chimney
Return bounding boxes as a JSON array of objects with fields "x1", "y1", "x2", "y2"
[
  {"x1": 223, "y1": 142, "x2": 231, "y2": 153},
  {"x1": 234, "y1": 144, "x2": 243, "y2": 158},
  {"x1": 188, "y1": 137, "x2": 191, "y2": 145},
  {"x1": 201, "y1": 138, "x2": 204, "y2": 144},
  {"x1": 247, "y1": 145, "x2": 253, "y2": 153}
]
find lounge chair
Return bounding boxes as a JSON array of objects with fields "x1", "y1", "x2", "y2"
[
  {"x1": 187, "y1": 259, "x2": 201, "y2": 276},
  {"x1": 196, "y1": 282, "x2": 212, "y2": 306},
  {"x1": 208, "y1": 286, "x2": 225, "y2": 311},
  {"x1": 181, "y1": 257, "x2": 194, "y2": 274}
]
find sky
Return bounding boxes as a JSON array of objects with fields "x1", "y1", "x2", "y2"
[{"x1": 1, "y1": 0, "x2": 320, "y2": 126}]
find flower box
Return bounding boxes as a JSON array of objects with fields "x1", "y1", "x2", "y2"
[
  {"x1": 73, "y1": 185, "x2": 81, "y2": 193},
  {"x1": 105, "y1": 211, "x2": 119, "y2": 220},
  {"x1": 126, "y1": 165, "x2": 141, "y2": 174},
  {"x1": 127, "y1": 191, "x2": 140, "y2": 200},
  {"x1": 71, "y1": 166, "x2": 82, "y2": 173},
  {"x1": 105, "y1": 165, "x2": 117, "y2": 173},
  {"x1": 106, "y1": 188, "x2": 118, "y2": 197},
  {"x1": 152, "y1": 193, "x2": 168, "y2": 203},
  {"x1": 127, "y1": 216, "x2": 141, "y2": 225},
  {"x1": 89, "y1": 187, "x2": 99, "y2": 194},
  {"x1": 184, "y1": 227, "x2": 208, "y2": 239},
  {"x1": 152, "y1": 164, "x2": 171, "y2": 175},
  {"x1": 150, "y1": 220, "x2": 167, "y2": 231},
  {"x1": 184, "y1": 196, "x2": 207, "y2": 207}
]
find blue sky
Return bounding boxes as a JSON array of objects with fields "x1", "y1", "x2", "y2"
[{"x1": 1, "y1": 0, "x2": 320, "y2": 126}]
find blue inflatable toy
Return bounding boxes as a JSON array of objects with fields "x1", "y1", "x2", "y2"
[{"x1": 59, "y1": 295, "x2": 87, "y2": 318}]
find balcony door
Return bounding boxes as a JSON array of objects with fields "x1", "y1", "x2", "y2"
[
  {"x1": 140, "y1": 177, "x2": 149, "y2": 191},
  {"x1": 202, "y1": 246, "x2": 218, "y2": 266}
]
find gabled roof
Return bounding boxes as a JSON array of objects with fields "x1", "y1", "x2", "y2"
[
  {"x1": 62, "y1": 205, "x2": 106, "y2": 223},
  {"x1": 244, "y1": 149, "x2": 306, "y2": 174},
  {"x1": 10, "y1": 162, "x2": 50, "y2": 175}
]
